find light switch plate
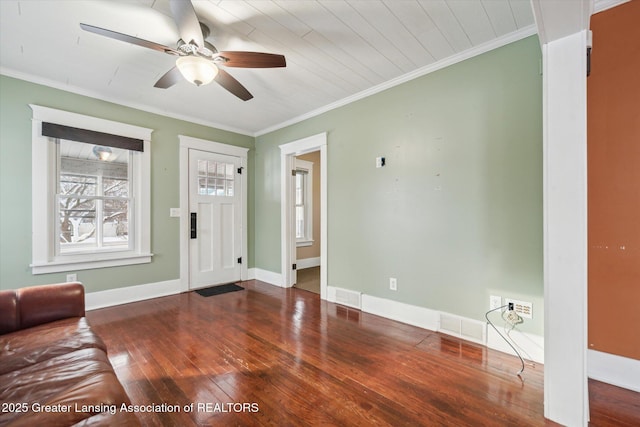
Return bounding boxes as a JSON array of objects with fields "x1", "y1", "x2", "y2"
[{"x1": 170, "y1": 208, "x2": 181, "y2": 218}]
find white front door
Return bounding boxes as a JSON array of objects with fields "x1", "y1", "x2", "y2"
[{"x1": 189, "y1": 149, "x2": 242, "y2": 288}]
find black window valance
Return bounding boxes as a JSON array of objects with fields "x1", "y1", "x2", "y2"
[{"x1": 42, "y1": 122, "x2": 144, "y2": 152}]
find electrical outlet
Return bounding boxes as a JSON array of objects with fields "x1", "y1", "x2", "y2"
[
  {"x1": 505, "y1": 298, "x2": 532, "y2": 319},
  {"x1": 389, "y1": 277, "x2": 397, "y2": 291},
  {"x1": 490, "y1": 295, "x2": 502, "y2": 310},
  {"x1": 66, "y1": 273, "x2": 77, "y2": 282}
]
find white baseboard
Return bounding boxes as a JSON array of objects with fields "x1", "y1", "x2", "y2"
[
  {"x1": 85, "y1": 279, "x2": 182, "y2": 311},
  {"x1": 360, "y1": 293, "x2": 544, "y2": 363},
  {"x1": 588, "y1": 349, "x2": 640, "y2": 392},
  {"x1": 252, "y1": 268, "x2": 283, "y2": 287},
  {"x1": 297, "y1": 257, "x2": 321, "y2": 269},
  {"x1": 487, "y1": 325, "x2": 545, "y2": 364},
  {"x1": 361, "y1": 294, "x2": 439, "y2": 331}
]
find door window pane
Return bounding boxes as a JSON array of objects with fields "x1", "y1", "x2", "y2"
[{"x1": 197, "y1": 160, "x2": 235, "y2": 197}]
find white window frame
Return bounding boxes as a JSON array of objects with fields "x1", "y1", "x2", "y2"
[
  {"x1": 56, "y1": 142, "x2": 133, "y2": 255},
  {"x1": 295, "y1": 158, "x2": 313, "y2": 247},
  {"x1": 30, "y1": 105, "x2": 153, "y2": 274}
]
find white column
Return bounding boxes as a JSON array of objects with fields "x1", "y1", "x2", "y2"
[{"x1": 542, "y1": 30, "x2": 589, "y2": 426}]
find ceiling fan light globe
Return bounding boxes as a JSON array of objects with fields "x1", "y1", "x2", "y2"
[{"x1": 176, "y1": 56, "x2": 218, "y2": 86}]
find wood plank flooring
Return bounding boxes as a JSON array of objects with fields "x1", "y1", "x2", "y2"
[
  {"x1": 294, "y1": 266, "x2": 320, "y2": 294},
  {"x1": 86, "y1": 280, "x2": 638, "y2": 426}
]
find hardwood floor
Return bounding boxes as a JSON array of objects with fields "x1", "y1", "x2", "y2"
[
  {"x1": 589, "y1": 379, "x2": 640, "y2": 426},
  {"x1": 86, "y1": 280, "x2": 638, "y2": 426},
  {"x1": 294, "y1": 266, "x2": 320, "y2": 294}
]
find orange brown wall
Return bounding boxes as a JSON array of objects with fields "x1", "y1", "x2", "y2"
[{"x1": 587, "y1": 0, "x2": 640, "y2": 360}]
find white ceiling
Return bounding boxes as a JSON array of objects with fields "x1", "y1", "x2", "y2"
[{"x1": 0, "y1": 1, "x2": 543, "y2": 135}]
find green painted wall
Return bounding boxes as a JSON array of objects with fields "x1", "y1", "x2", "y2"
[
  {"x1": 0, "y1": 75, "x2": 255, "y2": 292},
  {"x1": 1, "y1": 36, "x2": 543, "y2": 335},
  {"x1": 255, "y1": 36, "x2": 543, "y2": 334}
]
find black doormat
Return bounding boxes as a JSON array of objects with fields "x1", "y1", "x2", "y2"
[{"x1": 195, "y1": 283, "x2": 244, "y2": 297}]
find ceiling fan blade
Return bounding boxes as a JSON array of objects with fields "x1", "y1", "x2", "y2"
[
  {"x1": 215, "y1": 69, "x2": 253, "y2": 101},
  {"x1": 169, "y1": 0, "x2": 204, "y2": 47},
  {"x1": 217, "y1": 52, "x2": 286, "y2": 68},
  {"x1": 154, "y1": 66, "x2": 183, "y2": 89},
  {"x1": 80, "y1": 23, "x2": 179, "y2": 55}
]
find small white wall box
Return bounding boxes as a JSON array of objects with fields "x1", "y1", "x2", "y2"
[{"x1": 376, "y1": 157, "x2": 386, "y2": 168}]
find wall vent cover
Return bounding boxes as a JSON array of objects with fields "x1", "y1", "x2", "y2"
[
  {"x1": 439, "y1": 314, "x2": 461, "y2": 335},
  {"x1": 461, "y1": 319, "x2": 485, "y2": 343},
  {"x1": 335, "y1": 288, "x2": 362, "y2": 309},
  {"x1": 438, "y1": 313, "x2": 486, "y2": 345}
]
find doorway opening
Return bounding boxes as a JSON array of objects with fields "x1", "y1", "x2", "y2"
[
  {"x1": 293, "y1": 151, "x2": 321, "y2": 294},
  {"x1": 179, "y1": 135, "x2": 249, "y2": 292},
  {"x1": 280, "y1": 133, "x2": 327, "y2": 300}
]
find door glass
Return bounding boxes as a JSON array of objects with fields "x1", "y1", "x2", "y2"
[{"x1": 198, "y1": 160, "x2": 235, "y2": 196}]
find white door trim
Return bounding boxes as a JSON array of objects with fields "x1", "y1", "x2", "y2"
[
  {"x1": 179, "y1": 135, "x2": 249, "y2": 292},
  {"x1": 280, "y1": 133, "x2": 328, "y2": 300},
  {"x1": 540, "y1": 31, "x2": 589, "y2": 426}
]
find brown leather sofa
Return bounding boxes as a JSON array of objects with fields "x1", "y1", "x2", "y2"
[{"x1": 0, "y1": 282, "x2": 140, "y2": 426}]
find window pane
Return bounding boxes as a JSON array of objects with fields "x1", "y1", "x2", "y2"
[
  {"x1": 103, "y1": 198, "x2": 129, "y2": 246},
  {"x1": 215, "y1": 179, "x2": 224, "y2": 196},
  {"x1": 57, "y1": 139, "x2": 132, "y2": 253},
  {"x1": 296, "y1": 206, "x2": 305, "y2": 239},
  {"x1": 59, "y1": 197, "x2": 96, "y2": 251},
  {"x1": 198, "y1": 160, "x2": 207, "y2": 174},
  {"x1": 60, "y1": 174, "x2": 97, "y2": 196},
  {"x1": 294, "y1": 164, "x2": 312, "y2": 243},
  {"x1": 295, "y1": 172, "x2": 305, "y2": 205},
  {"x1": 198, "y1": 160, "x2": 239, "y2": 196},
  {"x1": 197, "y1": 161, "x2": 235, "y2": 197},
  {"x1": 199, "y1": 177, "x2": 208, "y2": 195},
  {"x1": 103, "y1": 177, "x2": 128, "y2": 197}
]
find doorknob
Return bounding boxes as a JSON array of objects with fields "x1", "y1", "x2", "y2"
[{"x1": 190, "y1": 212, "x2": 197, "y2": 239}]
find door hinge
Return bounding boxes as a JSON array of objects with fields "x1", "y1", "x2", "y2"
[
  {"x1": 292, "y1": 263, "x2": 297, "y2": 270},
  {"x1": 237, "y1": 257, "x2": 242, "y2": 264},
  {"x1": 237, "y1": 167, "x2": 243, "y2": 174},
  {"x1": 291, "y1": 170, "x2": 296, "y2": 177}
]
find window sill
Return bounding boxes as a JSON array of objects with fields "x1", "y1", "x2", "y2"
[
  {"x1": 296, "y1": 240, "x2": 314, "y2": 248},
  {"x1": 31, "y1": 252, "x2": 153, "y2": 274}
]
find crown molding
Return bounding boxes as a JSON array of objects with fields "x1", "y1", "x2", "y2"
[
  {"x1": 3, "y1": 23, "x2": 541, "y2": 140},
  {"x1": 255, "y1": 25, "x2": 538, "y2": 137},
  {"x1": 0, "y1": 67, "x2": 254, "y2": 137}
]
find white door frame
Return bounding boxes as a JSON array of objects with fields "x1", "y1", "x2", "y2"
[
  {"x1": 280, "y1": 133, "x2": 328, "y2": 300},
  {"x1": 179, "y1": 135, "x2": 249, "y2": 292}
]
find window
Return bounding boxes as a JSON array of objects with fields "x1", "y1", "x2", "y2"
[
  {"x1": 197, "y1": 160, "x2": 235, "y2": 196},
  {"x1": 295, "y1": 159, "x2": 313, "y2": 246},
  {"x1": 30, "y1": 105, "x2": 152, "y2": 274},
  {"x1": 57, "y1": 140, "x2": 132, "y2": 254}
]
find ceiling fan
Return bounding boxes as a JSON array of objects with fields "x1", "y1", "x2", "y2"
[{"x1": 80, "y1": 0, "x2": 286, "y2": 101}]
